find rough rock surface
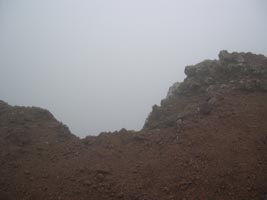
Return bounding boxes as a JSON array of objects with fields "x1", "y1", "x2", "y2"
[
  {"x1": 144, "y1": 50, "x2": 267, "y2": 129},
  {"x1": 1, "y1": 50, "x2": 267, "y2": 200}
]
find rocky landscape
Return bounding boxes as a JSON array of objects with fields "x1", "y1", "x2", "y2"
[{"x1": 1, "y1": 50, "x2": 267, "y2": 200}]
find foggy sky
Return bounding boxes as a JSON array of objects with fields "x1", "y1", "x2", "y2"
[{"x1": 0, "y1": 0, "x2": 267, "y2": 137}]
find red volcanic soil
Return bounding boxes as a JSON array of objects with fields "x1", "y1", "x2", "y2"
[{"x1": 1, "y1": 51, "x2": 267, "y2": 200}]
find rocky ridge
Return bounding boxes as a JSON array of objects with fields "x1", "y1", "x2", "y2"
[{"x1": 1, "y1": 50, "x2": 267, "y2": 200}]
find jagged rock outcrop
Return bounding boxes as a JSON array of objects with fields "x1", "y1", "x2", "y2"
[
  {"x1": 144, "y1": 50, "x2": 267, "y2": 130},
  {"x1": 165, "y1": 82, "x2": 181, "y2": 100},
  {"x1": 170, "y1": 50, "x2": 267, "y2": 97}
]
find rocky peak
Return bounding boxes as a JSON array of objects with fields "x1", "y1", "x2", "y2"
[
  {"x1": 144, "y1": 50, "x2": 267, "y2": 130},
  {"x1": 166, "y1": 50, "x2": 267, "y2": 101}
]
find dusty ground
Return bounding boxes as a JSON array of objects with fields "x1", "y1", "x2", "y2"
[{"x1": 0, "y1": 51, "x2": 267, "y2": 200}]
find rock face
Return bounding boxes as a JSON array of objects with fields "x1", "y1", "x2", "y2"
[
  {"x1": 1, "y1": 50, "x2": 267, "y2": 200},
  {"x1": 144, "y1": 50, "x2": 267, "y2": 129},
  {"x1": 165, "y1": 82, "x2": 181, "y2": 100}
]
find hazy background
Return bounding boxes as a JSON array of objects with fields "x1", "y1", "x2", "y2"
[{"x1": 0, "y1": 0, "x2": 266, "y2": 137}]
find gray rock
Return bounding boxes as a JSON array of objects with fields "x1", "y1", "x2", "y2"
[
  {"x1": 184, "y1": 65, "x2": 197, "y2": 77},
  {"x1": 239, "y1": 79, "x2": 267, "y2": 91},
  {"x1": 204, "y1": 77, "x2": 214, "y2": 84},
  {"x1": 219, "y1": 50, "x2": 245, "y2": 63},
  {"x1": 166, "y1": 82, "x2": 181, "y2": 100}
]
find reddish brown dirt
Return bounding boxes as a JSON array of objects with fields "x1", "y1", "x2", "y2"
[{"x1": 1, "y1": 51, "x2": 267, "y2": 200}]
